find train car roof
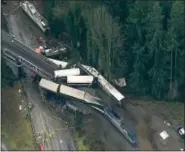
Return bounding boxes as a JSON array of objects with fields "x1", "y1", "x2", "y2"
[
  {"x1": 98, "y1": 75, "x2": 125, "y2": 101},
  {"x1": 48, "y1": 58, "x2": 68, "y2": 68},
  {"x1": 54, "y1": 68, "x2": 80, "y2": 77},
  {"x1": 59, "y1": 84, "x2": 85, "y2": 100},
  {"x1": 67, "y1": 75, "x2": 94, "y2": 83},
  {"x1": 39, "y1": 78, "x2": 59, "y2": 93}
]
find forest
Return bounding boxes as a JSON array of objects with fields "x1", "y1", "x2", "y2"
[{"x1": 43, "y1": 0, "x2": 184, "y2": 101}]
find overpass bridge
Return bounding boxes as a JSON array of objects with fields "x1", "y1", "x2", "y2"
[
  {"x1": 1, "y1": 30, "x2": 58, "y2": 79},
  {"x1": 1, "y1": 30, "x2": 104, "y2": 110}
]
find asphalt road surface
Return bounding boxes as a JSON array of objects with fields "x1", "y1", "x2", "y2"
[
  {"x1": 23, "y1": 78, "x2": 75, "y2": 150},
  {"x1": 1, "y1": 31, "x2": 57, "y2": 76}
]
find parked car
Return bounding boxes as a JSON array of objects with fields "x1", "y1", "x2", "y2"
[
  {"x1": 40, "y1": 144, "x2": 45, "y2": 151},
  {"x1": 177, "y1": 127, "x2": 185, "y2": 138}
]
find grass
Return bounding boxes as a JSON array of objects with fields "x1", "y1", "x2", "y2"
[
  {"x1": 63, "y1": 110, "x2": 91, "y2": 151},
  {"x1": 74, "y1": 132, "x2": 90, "y2": 151},
  {"x1": 129, "y1": 99, "x2": 184, "y2": 126},
  {"x1": 1, "y1": 84, "x2": 35, "y2": 150}
]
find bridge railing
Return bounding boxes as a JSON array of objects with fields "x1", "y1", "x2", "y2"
[
  {"x1": 2, "y1": 45, "x2": 53, "y2": 79},
  {"x1": 2, "y1": 30, "x2": 58, "y2": 70},
  {"x1": 18, "y1": 56, "x2": 53, "y2": 79}
]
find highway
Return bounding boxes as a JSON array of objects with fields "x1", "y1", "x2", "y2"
[
  {"x1": 2, "y1": 4, "x2": 76, "y2": 150},
  {"x1": 2, "y1": 30, "x2": 58, "y2": 77},
  {"x1": 23, "y1": 78, "x2": 75, "y2": 150}
]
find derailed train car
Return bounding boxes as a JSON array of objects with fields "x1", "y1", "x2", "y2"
[
  {"x1": 54, "y1": 68, "x2": 80, "y2": 78},
  {"x1": 48, "y1": 58, "x2": 68, "y2": 69},
  {"x1": 79, "y1": 64, "x2": 125, "y2": 105},
  {"x1": 66, "y1": 76, "x2": 94, "y2": 85},
  {"x1": 39, "y1": 79, "x2": 137, "y2": 145},
  {"x1": 39, "y1": 78, "x2": 103, "y2": 109},
  {"x1": 20, "y1": 1, "x2": 49, "y2": 33},
  {"x1": 98, "y1": 75, "x2": 125, "y2": 105}
]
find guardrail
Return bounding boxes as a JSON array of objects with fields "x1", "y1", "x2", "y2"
[
  {"x1": 2, "y1": 30, "x2": 58, "y2": 70},
  {"x1": 2, "y1": 46, "x2": 53, "y2": 79},
  {"x1": 18, "y1": 56, "x2": 53, "y2": 79}
]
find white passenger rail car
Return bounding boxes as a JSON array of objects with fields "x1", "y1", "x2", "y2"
[
  {"x1": 39, "y1": 78, "x2": 59, "y2": 93},
  {"x1": 20, "y1": 1, "x2": 49, "y2": 33},
  {"x1": 39, "y1": 78, "x2": 103, "y2": 108},
  {"x1": 98, "y1": 75, "x2": 125, "y2": 105},
  {"x1": 59, "y1": 83, "x2": 102, "y2": 106},
  {"x1": 81, "y1": 64, "x2": 100, "y2": 77},
  {"x1": 54, "y1": 68, "x2": 80, "y2": 78},
  {"x1": 67, "y1": 76, "x2": 94, "y2": 85},
  {"x1": 79, "y1": 64, "x2": 125, "y2": 105},
  {"x1": 48, "y1": 58, "x2": 68, "y2": 69}
]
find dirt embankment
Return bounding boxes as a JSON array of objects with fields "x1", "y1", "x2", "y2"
[
  {"x1": 124, "y1": 103, "x2": 154, "y2": 150},
  {"x1": 2, "y1": 84, "x2": 35, "y2": 150},
  {"x1": 124, "y1": 100, "x2": 183, "y2": 151}
]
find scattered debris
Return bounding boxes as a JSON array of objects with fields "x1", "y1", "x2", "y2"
[
  {"x1": 39, "y1": 46, "x2": 44, "y2": 52},
  {"x1": 28, "y1": 102, "x2": 33, "y2": 109},
  {"x1": 60, "y1": 140, "x2": 63, "y2": 144},
  {"x1": 159, "y1": 130, "x2": 169, "y2": 140},
  {"x1": 114, "y1": 78, "x2": 126, "y2": 87},
  {"x1": 19, "y1": 105, "x2": 22, "y2": 111},
  {"x1": 166, "y1": 123, "x2": 171, "y2": 127},
  {"x1": 35, "y1": 47, "x2": 42, "y2": 54},
  {"x1": 18, "y1": 89, "x2": 22, "y2": 93},
  {"x1": 164, "y1": 120, "x2": 171, "y2": 127}
]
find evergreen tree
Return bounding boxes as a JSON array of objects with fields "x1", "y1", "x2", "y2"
[
  {"x1": 1, "y1": 59, "x2": 17, "y2": 88},
  {"x1": 125, "y1": 1, "x2": 154, "y2": 95},
  {"x1": 145, "y1": 2, "x2": 166, "y2": 99},
  {"x1": 159, "y1": 1, "x2": 172, "y2": 31},
  {"x1": 104, "y1": 0, "x2": 135, "y2": 24},
  {"x1": 166, "y1": 1, "x2": 184, "y2": 100}
]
